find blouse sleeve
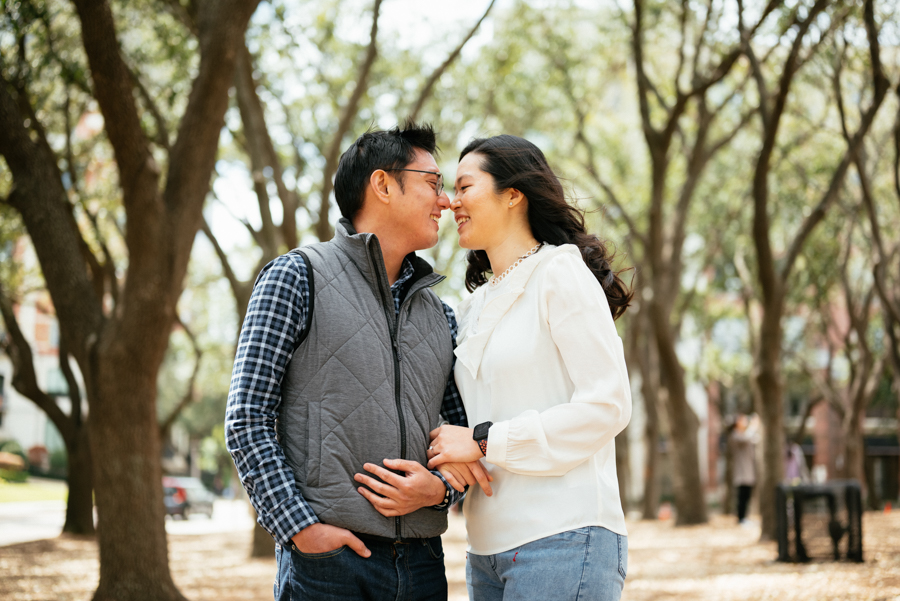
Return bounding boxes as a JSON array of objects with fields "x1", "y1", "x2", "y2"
[{"x1": 485, "y1": 251, "x2": 632, "y2": 476}]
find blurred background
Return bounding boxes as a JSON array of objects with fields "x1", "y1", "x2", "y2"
[{"x1": 0, "y1": 0, "x2": 899, "y2": 599}]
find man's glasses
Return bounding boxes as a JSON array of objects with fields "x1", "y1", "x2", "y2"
[{"x1": 386, "y1": 169, "x2": 444, "y2": 196}]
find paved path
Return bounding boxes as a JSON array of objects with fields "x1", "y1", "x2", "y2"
[
  {"x1": 0, "y1": 500, "x2": 68, "y2": 546},
  {"x1": 0, "y1": 499, "x2": 255, "y2": 546}
]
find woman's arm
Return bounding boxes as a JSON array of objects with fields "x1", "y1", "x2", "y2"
[
  {"x1": 486, "y1": 252, "x2": 631, "y2": 476},
  {"x1": 429, "y1": 251, "x2": 632, "y2": 477}
]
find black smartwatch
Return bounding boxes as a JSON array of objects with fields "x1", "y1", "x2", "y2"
[{"x1": 473, "y1": 421, "x2": 492, "y2": 456}]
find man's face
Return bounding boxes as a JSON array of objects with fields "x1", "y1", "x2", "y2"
[{"x1": 388, "y1": 148, "x2": 450, "y2": 251}]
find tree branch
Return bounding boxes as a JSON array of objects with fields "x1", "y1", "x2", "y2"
[
  {"x1": 0, "y1": 283, "x2": 76, "y2": 443},
  {"x1": 125, "y1": 60, "x2": 171, "y2": 151},
  {"x1": 158, "y1": 313, "x2": 203, "y2": 439},
  {"x1": 315, "y1": 0, "x2": 383, "y2": 242},
  {"x1": 408, "y1": 0, "x2": 496, "y2": 121},
  {"x1": 0, "y1": 75, "x2": 103, "y2": 365},
  {"x1": 71, "y1": 0, "x2": 160, "y2": 215},
  {"x1": 200, "y1": 216, "x2": 247, "y2": 304},
  {"x1": 792, "y1": 396, "x2": 822, "y2": 445},
  {"x1": 234, "y1": 41, "x2": 300, "y2": 255},
  {"x1": 781, "y1": 0, "x2": 889, "y2": 283},
  {"x1": 163, "y1": 0, "x2": 264, "y2": 299}
]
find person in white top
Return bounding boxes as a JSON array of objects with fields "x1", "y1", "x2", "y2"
[{"x1": 426, "y1": 135, "x2": 633, "y2": 601}]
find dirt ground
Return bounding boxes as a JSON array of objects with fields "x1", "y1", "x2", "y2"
[{"x1": 1, "y1": 510, "x2": 898, "y2": 601}]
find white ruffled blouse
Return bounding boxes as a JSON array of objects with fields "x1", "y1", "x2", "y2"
[{"x1": 454, "y1": 244, "x2": 632, "y2": 555}]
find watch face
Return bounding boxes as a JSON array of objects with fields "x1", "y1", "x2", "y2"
[{"x1": 474, "y1": 422, "x2": 491, "y2": 440}]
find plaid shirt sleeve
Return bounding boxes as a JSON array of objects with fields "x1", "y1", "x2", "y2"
[
  {"x1": 431, "y1": 300, "x2": 468, "y2": 509},
  {"x1": 224, "y1": 253, "x2": 318, "y2": 545}
]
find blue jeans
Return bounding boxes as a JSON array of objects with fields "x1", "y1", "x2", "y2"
[
  {"x1": 275, "y1": 533, "x2": 447, "y2": 600},
  {"x1": 466, "y1": 526, "x2": 627, "y2": 601}
]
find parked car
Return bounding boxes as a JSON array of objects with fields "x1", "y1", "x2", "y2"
[{"x1": 163, "y1": 476, "x2": 215, "y2": 519}]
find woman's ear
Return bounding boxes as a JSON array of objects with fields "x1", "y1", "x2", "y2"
[
  {"x1": 369, "y1": 170, "x2": 392, "y2": 205},
  {"x1": 507, "y1": 188, "x2": 526, "y2": 208}
]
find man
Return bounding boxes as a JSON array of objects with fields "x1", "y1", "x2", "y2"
[{"x1": 225, "y1": 122, "x2": 490, "y2": 600}]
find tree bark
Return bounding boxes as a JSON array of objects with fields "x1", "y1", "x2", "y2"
[
  {"x1": 63, "y1": 427, "x2": 95, "y2": 535},
  {"x1": 636, "y1": 308, "x2": 662, "y2": 520},
  {"x1": 90, "y1": 352, "x2": 185, "y2": 601},
  {"x1": 752, "y1": 296, "x2": 786, "y2": 541},
  {"x1": 252, "y1": 522, "x2": 275, "y2": 557}
]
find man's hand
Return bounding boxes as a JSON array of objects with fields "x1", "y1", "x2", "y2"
[
  {"x1": 426, "y1": 424, "x2": 482, "y2": 467},
  {"x1": 354, "y1": 459, "x2": 446, "y2": 517},
  {"x1": 290, "y1": 523, "x2": 370, "y2": 558},
  {"x1": 438, "y1": 461, "x2": 493, "y2": 497}
]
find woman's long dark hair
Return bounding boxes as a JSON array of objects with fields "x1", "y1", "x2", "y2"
[{"x1": 460, "y1": 135, "x2": 632, "y2": 320}]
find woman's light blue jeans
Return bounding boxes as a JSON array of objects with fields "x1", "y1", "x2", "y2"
[{"x1": 466, "y1": 526, "x2": 627, "y2": 601}]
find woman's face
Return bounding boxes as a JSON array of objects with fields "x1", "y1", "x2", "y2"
[{"x1": 451, "y1": 153, "x2": 511, "y2": 250}]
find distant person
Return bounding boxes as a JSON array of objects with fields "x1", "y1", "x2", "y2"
[
  {"x1": 225, "y1": 122, "x2": 491, "y2": 601},
  {"x1": 731, "y1": 413, "x2": 760, "y2": 525},
  {"x1": 415, "y1": 135, "x2": 633, "y2": 600},
  {"x1": 784, "y1": 441, "x2": 810, "y2": 485}
]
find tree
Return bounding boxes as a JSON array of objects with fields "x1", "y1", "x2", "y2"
[
  {"x1": 0, "y1": 274, "x2": 94, "y2": 534},
  {"x1": 553, "y1": 0, "x2": 779, "y2": 525},
  {"x1": 0, "y1": 0, "x2": 260, "y2": 598},
  {"x1": 739, "y1": 0, "x2": 889, "y2": 539}
]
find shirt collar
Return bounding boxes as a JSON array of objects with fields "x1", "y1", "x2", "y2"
[{"x1": 391, "y1": 258, "x2": 416, "y2": 292}]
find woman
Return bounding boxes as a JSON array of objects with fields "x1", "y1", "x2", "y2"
[{"x1": 427, "y1": 135, "x2": 633, "y2": 600}]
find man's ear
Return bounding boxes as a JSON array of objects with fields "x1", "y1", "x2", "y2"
[{"x1": 369, "y1": 170, "x2": 392, "y2": 205}]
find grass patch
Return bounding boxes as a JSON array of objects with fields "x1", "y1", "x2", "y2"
[{"x1": 0, "y1": 478, "x2": 68, "y2": 503}]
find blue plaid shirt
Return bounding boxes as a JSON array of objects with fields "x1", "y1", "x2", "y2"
[{"x1": 225, "y1": 252, "x2": 467, "y2": 545}]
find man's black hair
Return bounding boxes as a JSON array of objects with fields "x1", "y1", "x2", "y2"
[{"x1": 333, "y1": 120, "x2": 438, "y2": 222}]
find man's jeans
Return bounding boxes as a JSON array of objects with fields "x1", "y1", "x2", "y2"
[
  {"x1": 466, "y1": 526, "x2": 627, "y2": 601},
  {"x1": 275, "y1": 533, "x2": 447, "y2": 601}
]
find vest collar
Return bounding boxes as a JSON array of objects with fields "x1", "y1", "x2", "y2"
[{"x1": 332, "y1": 218, "x2": 443, "y2": 294}]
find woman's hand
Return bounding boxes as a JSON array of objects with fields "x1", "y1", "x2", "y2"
[
  {"x1": 438, "y1": 461, "x2": 493, "y2": 496},
  {"x1": 427, "y1": 425, "x2": 483, "y2": 468}
]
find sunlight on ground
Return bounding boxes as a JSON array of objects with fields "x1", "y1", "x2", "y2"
[
  {"x1": 1, "y1": 502, "x2": 899, "y2": 601},
  {"x1": 0, "y1": 477, "x2": 68, "y2": 503}
]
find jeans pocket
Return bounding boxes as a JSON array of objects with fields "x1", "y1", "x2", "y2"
[
  {"x1": 616, "y1": 534, "x2": 628, "y2": 579},
  {"x1": 293, "y1": 544, "x2": 348, "y2": 560},
  {"x1": 423, "y1": 537, "x2": 444, "y2": 560}
]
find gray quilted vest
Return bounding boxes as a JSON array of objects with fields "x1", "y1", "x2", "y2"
[{"x1": 278, "y1": 219, "x2": 454, "y2": 539}]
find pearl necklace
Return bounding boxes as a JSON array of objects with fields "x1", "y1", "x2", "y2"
[{"x1": 489, "y1": 242, "x2": 543, "y2": 287}]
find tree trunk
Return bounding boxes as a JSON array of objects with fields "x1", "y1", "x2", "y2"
[
  {"x1": 651, "y1": 305, "x2": 707, "y2": 525},
  {"x1": 723, "y1": 433, "x2": 735, "y2": 516},
  {"x1": 63, "y1": 427, "x2": 95, "y2": 535},
  {"x1": 639, "y1": 315, "x2": 661, "y2": 520},
  {"x1": 251, "y1": 521, "x2": 275, "y2": 558},
  {"x1": 90, "y1": 347, "x2": 186, "y2": 601},
  {"x1": 753, "y1": 306, "x2": 784, "y2": 541},
  {"x1": 845, "y1": 407, "x2": 864, "y2": 471}
]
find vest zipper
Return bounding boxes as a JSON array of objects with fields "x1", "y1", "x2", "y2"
[
  {"x1": 369, "y1": 252, "x2": 407, "y2": 541},
  {"x1": 369, "y1": 238, "x2": 446, "y2": 541},
  {"x1": 391, "y1": 327, "x2": 404, "y2": 541}
]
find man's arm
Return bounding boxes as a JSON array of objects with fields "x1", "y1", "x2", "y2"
[
  {"x1": 225, "y1": 254, "x2": 368, "y2": 557},
  {"x1": 225, "y1": 254, "x2": 317, "y2": 544}
]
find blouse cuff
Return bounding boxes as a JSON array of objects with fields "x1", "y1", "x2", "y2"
[{"x1": 484, "y1": 421, "x2": 509, "y2": 468}]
